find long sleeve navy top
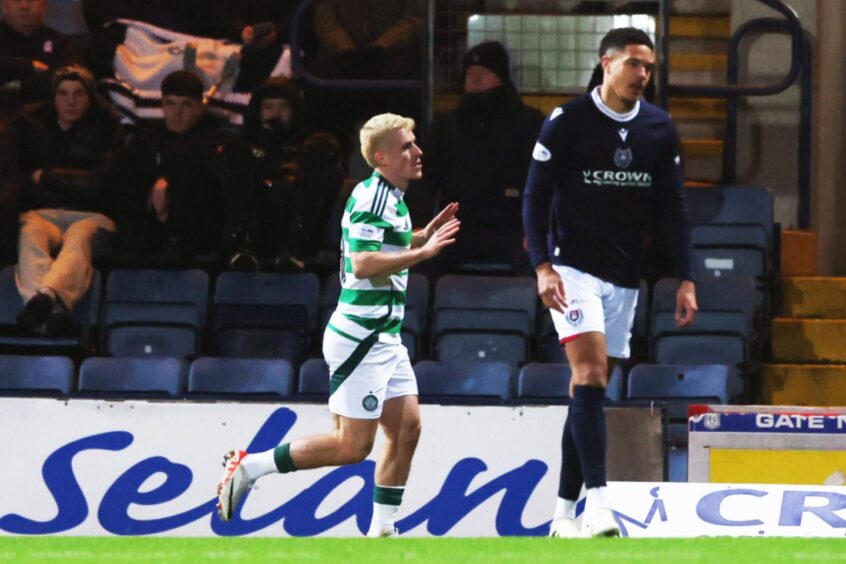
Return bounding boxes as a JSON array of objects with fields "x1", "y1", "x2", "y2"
[{"x1": 522, "y1": 88, "x2": 697, "y2": 288}]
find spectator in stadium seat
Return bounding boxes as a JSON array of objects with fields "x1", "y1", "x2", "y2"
[
  {"x1": 307, "y1": 0, "x2": 424, "y2": 158},
  {"x1": 245, "y1": 76, "x2": 344, "y2": 272},
  {"x1": 0, "y1": 120, "x2": 23, "y2": 266},
  {"x1": 0, "y1": 0, "x2": 81, "y2": 114},
  {"x1": 423, "y1": 41, "x2": 544, "y2": 276},
  {"x1": 12, "y1": 65, "x2": 122, "y2": 335},
  {"x1": 110, "y1": 70, "x2": 258, "y2": 270}
]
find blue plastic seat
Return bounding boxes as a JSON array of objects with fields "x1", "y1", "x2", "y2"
[
  {"x1": 516, "y1": 362, "x2": 623, "y2": 402},
  {"x1": 188, "y1": 358, "x2": 294, "y2": 397},
  {"x1": 0, "y1": 264, "x2": 101, "y2": 353},
  {"x1": 211, "y1": 272, "x2": 320, "y2": 364},
  {"x1": 414, "y1": 360, "x2": 513, "y2": 403},
  {"x1": 684, "y1": 185, "x2": 774, "y2": 243},
  {"x1": 103, "y1": 269, "x2": 209, "y2": 358},
  {"x1": 432, "y1": 275, "x2": 536, "y2": 367},
  {"x1": 78, "y1": 357, "x2": 186, "y2": 396},
  {"x1": 627, "y1": 363, "x2": 730, "y2": 420},
  {"x1": 298, "y1": 358, "x2": 329, "y2": 397},
  {"x1": 0, "y1": 354, "x2": 73, "y2": 394}
]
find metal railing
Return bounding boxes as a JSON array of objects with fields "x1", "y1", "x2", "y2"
[{"x1": 658, "y1": 0, "x2": 812, "y2": 228}]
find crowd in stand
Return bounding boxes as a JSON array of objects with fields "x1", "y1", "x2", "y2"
[{"x1": 0, "y1": 0, "x2": 546, "y2": 339}]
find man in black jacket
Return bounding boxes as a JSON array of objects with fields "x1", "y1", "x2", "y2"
[
  {"x1": 424, "y1": 41, "x2": 544, "y2": 276},
  {"x1": 0, "y1": 0, "x2": 80, "y2": 113},
  {"x1": 111, "y1": 70, "x2": 257, "y2": 269},
  {"x1": 13, "y1": 64, "x2": 122, "y2": 334}
]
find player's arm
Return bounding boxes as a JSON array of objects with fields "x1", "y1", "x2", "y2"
[
  {"x1": 351, "y1": 218, "x2": 460, "y2": 278},
  {"x1": 411, "y1": 202, "x2": 459, "y2": 248},
  {"x1": 656, "y1": 120, "x2": 698, "y2": 327},
  {"x1": 523, "y1": 110, "x2": 568, "y2": 312}
]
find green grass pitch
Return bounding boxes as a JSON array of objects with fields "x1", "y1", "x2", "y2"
[{"x1": 1, "y1": 537, "x2": 844, "y2": 563}]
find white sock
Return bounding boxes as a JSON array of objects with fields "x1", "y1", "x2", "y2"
[
  {"x1": 368, "y1": 502, "x2": 400, "y2": 535},
  {"x1": 553, "y1": 497, "x2": 578, "y2": 520},
  {"x1": 586, "y1": 486, "x2": 611, "y2": 510},
  {"x1": 240, "y1": 450, "x2": 279, "y2": 481}
]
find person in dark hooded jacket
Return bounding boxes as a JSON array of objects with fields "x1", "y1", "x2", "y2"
[
  {"x1": 245, "y1": 76, "x2": 344, "y2": 271},
  {"x1": 12, "y1": 64, "x2": 122, "y2": 335},
  {"x1": 110, "y1": 70, "x2": 258, "y2": 269},
  {"x1": 423, "y1": 41, "x2": 544, "y2": 276}
]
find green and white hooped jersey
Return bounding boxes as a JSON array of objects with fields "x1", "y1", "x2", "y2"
[{"x1": 328, "y1": 171, "x2": 412, "y2": 344}]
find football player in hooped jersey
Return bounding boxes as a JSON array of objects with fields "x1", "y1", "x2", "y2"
[
  {"x1": 523, "y1": 28, "x2": 698, "y2": 537},
  {"x1": 216, "y1": 114, "x2": 460, "y2": 536}
]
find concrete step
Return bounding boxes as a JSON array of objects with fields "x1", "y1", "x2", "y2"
[
  {"x1": 669, "y1": 53, "x2": 728, "y2": 73},
  {"x1": 668, "y1": 97, "x2": 726, "y2": 120},
  {"x1": 781, "y1": 277, "x2": 846, "y2": 319},
  {"x1": 781, "y1": 230, "x2": 819, "y2": 277},
  {"x1": 669, "y1": 16, "x2": 731, "y2": 39},
  {"x1": 682, "y1": 138, "x2": 723, "y2": 157},
  {"x1": 762, "y1": 364, "x2": 846, "y2": 406},
  {"x1": 771, "y1": 318, "x2": 846, "y2": 363}
]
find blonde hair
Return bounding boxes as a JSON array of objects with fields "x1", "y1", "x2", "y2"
[{"x1": 359, "y1": 113, "x2": 416, "y2": 169}]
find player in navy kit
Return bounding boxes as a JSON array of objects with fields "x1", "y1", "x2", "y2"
[{"x1": 522, "y1": 28, "x2": 698, "y2": 537}]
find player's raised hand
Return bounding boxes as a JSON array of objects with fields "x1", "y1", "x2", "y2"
[
  {"x1": 536, "y1": 263, "x2": 567, "y2": 312},
  {"x1": 422, "y1": 217, "x2": 460, "y2": 258},
  {"x1": 675, "y1": 280, "x2": 697, "y2": 327},
  {"x1": 424, "y1": 202, "x2": 459, "y2": 240}
]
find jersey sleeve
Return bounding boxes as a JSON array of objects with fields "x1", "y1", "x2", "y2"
[
  {"x1": 655, "y1": 120, "x2": 698, "y2": 282},
  {"x1": 522, "y1": 108, "x2": 567, "y2": 268},
  {"x1": 346, "y1": 195, "x2": 390, "y2": 252}
]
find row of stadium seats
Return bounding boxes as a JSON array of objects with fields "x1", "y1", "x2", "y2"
[
  {"x1": 0, "y1": 353, "x2": 728, "y2": 406},
  {"x1": 0, "y1": 265, "x2": 764, "y2": 398}
]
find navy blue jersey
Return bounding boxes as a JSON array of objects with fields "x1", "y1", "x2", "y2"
[{"x1": 522, "y1": 88, "x2": 697, "y2": 288}]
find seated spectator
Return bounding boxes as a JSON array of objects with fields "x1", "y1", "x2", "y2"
[
  {"x1": 0, "y1": 120, "x2": 23, "y2": 266},
  {"x1": 310, "y1": 0, "x2": 423, "y2": 81},
  {"x1": 307, "y1": 0, "x2": 424, "y2": 158},
  {"x1": 0, "y1": 0, "x2": 81, "y2": 114},
  {"x1": 245, "y1": 77, "x2": 344, "y2": 272},
  {"x1": 110, "y1": 70, "x2": 258, "y2": 269},
  {"x1": 13, "y1": 65, "x2": 122, "y2": 335},
  {"x1": 423, "y1": 41, "x2": 544, "y2": 276}
]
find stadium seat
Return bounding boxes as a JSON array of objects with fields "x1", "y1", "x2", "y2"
[
  {"x1": 188, "y1": 358, "x2": 294, "y2": 397},
  {"x1": 0, "y1": 354, "x2": 73, "y2": 394},
  {"x1": 684, "y1": 185, "x2": 774, "y2": 280},
  {"x1": 0, "y1": 265, "x2": 101, "y2": 355},
  {"x1": 516, "y1": 362, "x2": 624, "y2": 403},
  {"x1": 322, "y1": 272, "x2": 428, "y2": 361},
  {"x1": 102, "y1": 269, "x2": 209, "y2": 358},
  {"x1": 78, "y1": 357, "x2": 186, "y2": 396},
  {"x1": 627, "y1": 364, "x2": 730, "y2": 420},
  {"x1": 668, "y1": 447, "x2": 688, "y2": 483},
  {"x1": 432, "y1": 275, "x2": 537, "y2": 367},
  {"x1": 298, "y1": 358, "x2": 329, "y2": 398},
  {"x1": 414, "y1": 360, "x2": 513, "y2": 403},
  {"x1": 211, "y1": 272, "x2": 320, "y2": 364}
]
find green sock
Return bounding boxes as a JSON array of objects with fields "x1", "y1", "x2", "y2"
[
  {"x1": 373, "y1": 484, "x2": 404, "y2": 506},
  {"x1": 273, "y1": 443, "x2": 297, "y2": 473}
]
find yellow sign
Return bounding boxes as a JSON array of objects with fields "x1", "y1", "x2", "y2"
[{"x1": 710, "y1": 449, "x2": 846, "y2": 485}]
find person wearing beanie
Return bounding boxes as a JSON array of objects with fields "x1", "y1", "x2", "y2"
[
  {"x1": 245, "y1": 76, "x2": 344, "y2": 273},
  {"x1": 420, "y1": 41, "x2": 544, "y2": 278},
  {"x1": 110, "y1": 69, "x2": 258, "y2": 270},
  {"x1": 12, "y1": 63, "x2": 123, "y2": 335}
]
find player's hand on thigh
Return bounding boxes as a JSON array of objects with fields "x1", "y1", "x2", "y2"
[{"x1": 536, "y1": 263, "x2": 567, "y2": 312}]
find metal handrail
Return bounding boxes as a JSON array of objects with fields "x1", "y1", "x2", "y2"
[
  {"x1": 661, "y1": 0, "x2": 804, "y2": 99},
  {"x1": 658, "y1": 0, "x2": 812, "y2": 229},
  {"x1": 288, "y1": 0, "x2": 423, "y2": 92}
]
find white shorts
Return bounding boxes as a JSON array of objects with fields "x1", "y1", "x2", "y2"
[
  {"x1": 323, "y1": 327, "x2": 418, "y2": 420},
  {"x1": 550, "y1": 265, "x2": 639, "y2": 359}
]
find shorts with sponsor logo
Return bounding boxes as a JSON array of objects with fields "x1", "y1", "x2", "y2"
[
  {"x1": 550, "y1": 265, "x2": 639, "y2": 359},
  {"x1": 323, "y1": 327, "x2": 417, "y2": 420}
]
